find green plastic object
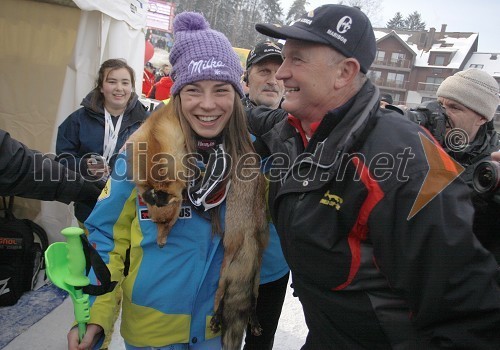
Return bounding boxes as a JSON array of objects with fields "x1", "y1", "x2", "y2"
[{"x1": 45, "y1": 227, "x2": 90, "y2": 342}]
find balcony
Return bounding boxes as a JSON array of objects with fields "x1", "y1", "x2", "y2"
[
  {"x1": 372, "y1": 77, "x2": 408, "y2": 91},
  {"x1": 371, "y1": 57, "x2": 412, "y2": 70},
  {"x1": 417, "y1": 82, "x2": 441, "y2": 95}
]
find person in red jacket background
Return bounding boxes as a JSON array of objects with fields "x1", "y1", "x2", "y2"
[
  {"x1": 142, "y1": 62, "x2": 155, "y2": 96},
  {"x1": 147, "y1": 74, "x2": 173, "y2": 100}
]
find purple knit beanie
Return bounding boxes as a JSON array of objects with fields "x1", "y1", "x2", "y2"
[{"x1": 169, "y1": 12, "x2": 244, "y2": 97}]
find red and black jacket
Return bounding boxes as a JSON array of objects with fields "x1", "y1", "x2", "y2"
[{"x1": 252, "y1": 80, "x2": 500, "y2": 349}]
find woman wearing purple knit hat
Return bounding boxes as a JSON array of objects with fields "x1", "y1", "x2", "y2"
[{"x1": 67, "y1": 12, "x2": 267, "y2": 350}]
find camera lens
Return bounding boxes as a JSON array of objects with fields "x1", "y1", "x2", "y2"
[{"x1": 473, "y1": 161, "x2": 500, "y2": 194}]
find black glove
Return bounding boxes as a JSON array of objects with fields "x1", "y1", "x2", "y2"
[{"x1": 77, "y1": 179, "x2": 105, "y2": 202}]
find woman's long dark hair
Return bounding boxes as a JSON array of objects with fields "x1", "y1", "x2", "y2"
[{"x1": 172, "y1": 90, "x2": 256, "y2": 234}]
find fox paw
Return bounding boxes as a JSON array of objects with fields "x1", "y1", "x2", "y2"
[{"x1": 210, "y1": 314, "x2": 221, "y2": 334}]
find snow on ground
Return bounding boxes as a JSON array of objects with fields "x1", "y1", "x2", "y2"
[
  {"x1": 3, "y1": 283, "x2": 307, "y2": 349},
  {"x1": 108, "y1": 284, "x2": 308, "y2": 349}
]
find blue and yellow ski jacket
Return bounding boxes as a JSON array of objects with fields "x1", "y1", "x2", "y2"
[
  {"x1": 85, "y1": 158, "x2": 224, "y2": 348},
  {"x1": 84, "y1": 155, "x2": 288, "y2": 348}
]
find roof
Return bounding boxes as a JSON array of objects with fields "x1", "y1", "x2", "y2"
[
  {"x1": 33, "y1": 0, "x2": 77, "y2": 7},
  {"x1": 464, "y1": 52, "x2": 500, "y2": 78},
  {"x1": 374, "y1": 27, "x2": 478, "y2": 69}
]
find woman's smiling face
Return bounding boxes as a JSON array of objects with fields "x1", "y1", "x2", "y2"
[
  {"x1": 180, "y1": 80, "x2": 235, "y2": 138},
  {"x1": 100, "y1": 67, "x2": 132, "y2": 114}
]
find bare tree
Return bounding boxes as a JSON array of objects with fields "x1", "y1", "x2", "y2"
[{"x1": 338, "y1": 0, "x2": 383, "y2": 25}]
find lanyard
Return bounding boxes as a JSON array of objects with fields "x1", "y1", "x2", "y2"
[{"x1": 103, "y1": 109, "x2": 123, "y2": 163}]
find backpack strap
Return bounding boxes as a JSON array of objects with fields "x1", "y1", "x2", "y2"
[
  {"x1": 23, "y1": 219, "x2": 49, "y2": 251},
  {"x1": 79, "y1": 234, "x2": 118, "y2": 296},
  {"x1": 1, "y1": 196, "x2": 15, "y2": 220}
]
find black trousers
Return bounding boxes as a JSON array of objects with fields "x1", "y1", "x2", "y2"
[{"x1": 243, "y1": 271, "x2": 290, "y2": 350}]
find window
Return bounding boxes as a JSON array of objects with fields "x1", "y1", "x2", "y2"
[
  {"x1": 469, "y1": 64, "x2": 484, "y2": 69},
  {"x1": 367, "y1": 70, "x2": 382, "y2": 84},
  {"x1": 375, "y1": 50, "x2": 385, "y2": 64},
  {"x1": 424, "y1": 76, "x2": 444, "y2": 92},
  {"x1": 422, "y1": 97, "x2": 437, "y2": 103},
  {"x1": 393, "y1": 93, "x2": 401, "y2": 104},
  {"x1": 391, "y1": 53, "x2": 406, "y2": 67},
  {"x1": 434, "y1": 55, "x2": 446, "y2": 66},
  {"x1": 387, "y1": 72, "x2": 405, "y2": 88}
]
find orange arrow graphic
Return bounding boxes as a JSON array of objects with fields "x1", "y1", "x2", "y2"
[{"x1": 408, "y1": 132, "x2": 465, "y2": 220}]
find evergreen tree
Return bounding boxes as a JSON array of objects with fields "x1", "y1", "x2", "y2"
[
  {"x1": 152, "y1": 0, "x2": 286, "y2": 49},
  {"x1": 262, "y1": 0, "x2": 283, "y2": 23},
  {"x1": 285, "y1": 0, "x2": 308, "y2": 25},
  {"x1": 404, "y1": 11, "x2": 426, "y2": 31},
  {"x1": 386, "y1": 12, "x2": 405, "y2": 29}
]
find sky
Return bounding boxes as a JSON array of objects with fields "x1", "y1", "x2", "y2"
[{"x1": 279, "y1": 0, "x2": 499, "y2": 52}]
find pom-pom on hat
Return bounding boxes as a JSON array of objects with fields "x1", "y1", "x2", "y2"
[
  {"x1": 169, "y1": 12, "x2": 244, "y2": 97},
  {"x1": 437, "y1": 68, "x2": 499, "y2": 121}
]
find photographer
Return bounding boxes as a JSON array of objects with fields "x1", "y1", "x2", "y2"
[{"x1": 436, "y1": 68, "x2": 500, "y2": 262}]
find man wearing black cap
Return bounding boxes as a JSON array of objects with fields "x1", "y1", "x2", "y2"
[
  {"x1": 242, "y1": 41, "x2": 290, "y2": 350},
  {"x1": 242, "y1": 41, "x2": 285, "y2": 110},
  {"x1": 251, "y1": 4, "x2": 500, "y2": 348},
  {"x1": 379, "y1": 93, "x2": 393, "y2": 108}
]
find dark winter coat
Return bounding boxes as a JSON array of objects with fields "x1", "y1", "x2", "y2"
[
  {"x1": 56, "y1": 92, "x2": 149, "y2": 221},
  {"x1": 447, "y1": 125, "x2": 500, "y2": 262},
  {"x1": 250, "y1": 80, "x2": 500, "y2": 349},
  {"x1": 0, "y1": 129, "x2": 101, "y2": 203}
]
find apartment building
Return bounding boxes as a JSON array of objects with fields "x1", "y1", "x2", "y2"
[{"x1": 369, "y1": 25, "x2": 500, "y2": 127}]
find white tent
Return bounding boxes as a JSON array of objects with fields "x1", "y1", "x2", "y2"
[{"x1": 0, "y1": 0, "x2": 148, "y2": 242}]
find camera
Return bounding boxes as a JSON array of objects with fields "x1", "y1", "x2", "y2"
[
  {"x1": 405, "y1": 100, "x2": 448, "y2": 145},
  {"x1": 472, "y1": 160, "x2": 500, "y2": 202}
]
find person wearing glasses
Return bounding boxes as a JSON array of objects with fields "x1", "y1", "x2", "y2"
[{"x1": 67, "y1": 12, "x2": 266, "y2": 350}]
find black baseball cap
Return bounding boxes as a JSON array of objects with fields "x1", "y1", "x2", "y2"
[
  {"x1": 380, "y1": 93, "x2": 393, "y2": 104},
  {"x1": 246, "y1": 41, "x2": 283, "y2": 70},
  {"x1": 255, "y1": 4, "x2": 376, "y2": 73}
]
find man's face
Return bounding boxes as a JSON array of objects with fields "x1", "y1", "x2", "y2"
[
  {"x1": 247, "y1": 56, "x2": 284, "y2": 109},
  {"x1": 438, "y1": 97, "x2": 488, "y2": 142},
  {"x1": 276, "y1": 40, "x2": 341, "y2": 121},
  {"x1": 380, "y1": 100, "x2": 390, "y2": 108}
]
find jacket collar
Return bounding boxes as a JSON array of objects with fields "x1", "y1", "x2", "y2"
[
  {"x1": 81, "y1": 91, "x2": 147, "y2": 127},
  {"x1": 285, "y1": 80, "x2": 380, "y2": 169},
  {"x1": 447, "y1": 125, "x2": 499, "y2": 166}
]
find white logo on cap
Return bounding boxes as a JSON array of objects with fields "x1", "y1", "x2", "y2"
[{"x1": 337, "y1": 16, "x2": 352, "y2": 34}]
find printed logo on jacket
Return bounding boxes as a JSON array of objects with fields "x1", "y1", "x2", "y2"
[{"x1": 137, "y1": 194, "x2": 192, "y2": 220}]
